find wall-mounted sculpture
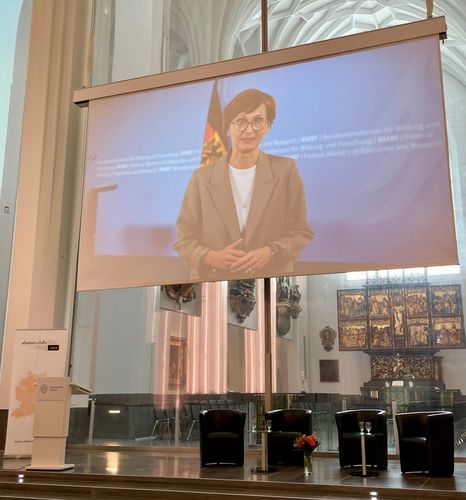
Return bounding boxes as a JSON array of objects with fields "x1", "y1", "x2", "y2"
[
  {"x1": 163, "y1": 284, "x2": 197, "y2": 308},
  {"x1": 320, "y1": 326, "x2": 337, "y2": 352},
  {"x1": 276, "y1": 277, "x2": 302, "y2": 338},
  {"x1": 228, "y1": 280, "x2": 256, "y2": 326},
  {"x1": 160, "y1": 283, "x2": 201, "y2": 316}
]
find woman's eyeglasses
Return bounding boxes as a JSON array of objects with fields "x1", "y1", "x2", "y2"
[{"x1": 231, "y1": 116, "x2": 267, "y2": 132}]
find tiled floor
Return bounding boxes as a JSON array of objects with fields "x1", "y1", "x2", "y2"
[{"x1": 1, "y1": 448, "x2": 466, "y2": 498}]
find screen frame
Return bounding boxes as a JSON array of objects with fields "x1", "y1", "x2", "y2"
[
  {"x1": 73, "y1": 18, "x2": 447, "y2": 107},
  {"x1": 74, "y1": 17, "x2": 456, "y2": 291}
]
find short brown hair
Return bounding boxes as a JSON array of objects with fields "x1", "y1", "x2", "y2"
[{"x1": 223, "y1": 88, "x2": 276, "y2": 131}]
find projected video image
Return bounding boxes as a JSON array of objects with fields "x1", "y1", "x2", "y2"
[
  {"x1": 78, "y1": 35, "x2": 457, "y2": 290},
  {"x1": 173, "y1": 88, "x2": 313, "y2": 281}
]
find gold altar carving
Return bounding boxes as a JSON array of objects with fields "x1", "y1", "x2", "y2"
[
  {"x1": 337, "y1": 284, "x2": 464, "y2": 351},
  {"x1": 370, "y1": 355, "x2": 435, "y2": 380}
]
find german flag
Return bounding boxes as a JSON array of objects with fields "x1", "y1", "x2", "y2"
[{"x1": 200, "y1": 80, "x2": 228, "y2": 166}]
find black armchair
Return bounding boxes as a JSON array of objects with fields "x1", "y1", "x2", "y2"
[
  {"x1": 396, "y1": 411, "x2": 454, "y2": 476},
  {"x1": 199, "y1": 409, "x2": 246, "y2": 466},
  {"x1": 265, "y1": 409, "x2": 313, "y2": 465},
  {"x1": 335, "y1": 409, "x2": 388, "y2": 470}
]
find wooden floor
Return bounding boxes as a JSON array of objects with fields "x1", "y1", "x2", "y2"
[{"x1": 1, "y1": 448, "x2": 466, "y2": 499}]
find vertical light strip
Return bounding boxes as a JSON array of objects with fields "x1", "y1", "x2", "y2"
[
  {"x1": 203, "y1": 283, "x2": 209, "y2": 393},
  {"x1": 186, "y1": 315, "x2": 192, "y2": 393},
  {"x1": 213, "y1": 283, "x2": 218, "y2": 393},
  {"x1": 175, "y1": 313, "x2": 184, "y2": 404},
  {"x1": 160, "y1": 311, "x2": 169, "y2": 407},
  {"x1": 244, "y1": 329, "x2": 250, "y2": 393},
  {"x1": 259, "y1": 279, "x2": 266, "y2": 393},
  {"x1": 216, "y1": 282, "x2": 221, "y2": 394},
  {"x1": 242, "y1": 279, "x2": 266, "y2": 393},
  {"x1": 270, "y1": 278, "x2": 277, "y2": 393},
  {"x1": 221, "y1": 281, "x2": 227, "y2": 393},
  {"x1": 255, "y1": 279, "x2": 260, "y2": 393},
  {"x1": 249, "y1": 326, "x2": 255, "y2": 392},
  {"x1": 192, "y1": 302, "x2": 197, "y2": 393}
]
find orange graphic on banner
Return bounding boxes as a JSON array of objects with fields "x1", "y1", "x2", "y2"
[{"x1": 11, "y1": 371, "x2": 46, "y2": 418}]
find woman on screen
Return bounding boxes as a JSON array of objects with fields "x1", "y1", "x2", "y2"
[{"x1": 174, "y1": 88, "x2": 313, "y2": 280}]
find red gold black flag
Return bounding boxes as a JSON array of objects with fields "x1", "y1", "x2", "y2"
[{"x1": 200, "y1": 80, "x2": 228, "y2": 166}]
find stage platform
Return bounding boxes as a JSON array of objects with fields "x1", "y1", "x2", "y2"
[{"x1": 0, "y1": 448, "x2": 466, "y2": 499}]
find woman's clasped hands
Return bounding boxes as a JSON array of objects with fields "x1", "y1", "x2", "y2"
[{"x1": 203, "y1": 238, "x2": 272, "y2": 274}]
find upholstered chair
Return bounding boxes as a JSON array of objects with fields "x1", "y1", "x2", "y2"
[
  {"x1": 335, "y1": 409, "x2": 388, "y2": 470},
  {"x1": 264, "y1": 409, "x2": 313, "y2": 465},
  {"x1": 199, "y1": 409, "x2": 246, "y2": 466},
  {"x1": 396, "y1": 411, "x2": 454, "y2": 476}
]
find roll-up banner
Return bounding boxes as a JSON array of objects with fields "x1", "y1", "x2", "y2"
[{"x1": 4, "y1": 329, "x2": 68, "y2": 458}]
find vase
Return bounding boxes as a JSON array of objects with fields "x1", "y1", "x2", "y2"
[{"x1": 303, "y1": 451, "x2": 313, "y2": 475}]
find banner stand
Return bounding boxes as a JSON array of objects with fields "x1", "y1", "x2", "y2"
[
  {"x1": 26, "y1": 377, "x2": 90, "y2": 471},
  {"x1": 4, "y1": 329, "x2": 69, "y2": 459}
]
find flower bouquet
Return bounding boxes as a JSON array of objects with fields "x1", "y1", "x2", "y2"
[{"x1": 294, "y1": 434, "x2": 320, "y2": 475}]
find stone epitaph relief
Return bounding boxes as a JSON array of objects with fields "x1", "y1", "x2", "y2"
[
  {"x1": 276, "y1": 277, "x2": 302, "y2": 338},
  {"x1": 337, "y1": 284, "x2": 464, "y2": 351},
  {"x1": 228, "y1": 280, "x2": 256, "y2": 325},
  {"x1": 320, "y1": 326, "x2": 337, "y2": 352},
  {"x1": 163, "y1": 284, "x2": 197, "y2": 308}
]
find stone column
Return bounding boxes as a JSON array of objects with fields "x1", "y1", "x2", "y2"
[{"x1": 0, "y1": 0, "x2": 92, "y2": 409}]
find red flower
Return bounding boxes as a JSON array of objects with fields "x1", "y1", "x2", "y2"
[{"x1": 294, "y1": 434, "x2": 320, "y2": 452}]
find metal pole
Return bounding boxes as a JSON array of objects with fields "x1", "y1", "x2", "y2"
[
  {"x1": 426, "y1": 0, "x2": 434, "y2": 19},
  {"x1": 88, "y1": 397, "x2": 96, "y2": 444},
  {"x1": 261, "y1": 0, "x2": 268, "y2": 53},
  {"x1": 360, "y1": 432, "x2": 367, "y2": 476},
  {"x1": 260, "y1": 0, "x2": 272, "y2": 415},
  {"x1": 262, "y1": 430, "x2": 268, "y2": 470},
  {"x1": 264, "y1": 278, "x2": 272, "y2": 413}
]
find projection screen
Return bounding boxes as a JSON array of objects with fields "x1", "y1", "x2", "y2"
[{"x1": 75, "y1": 18, "x2": 457, "y2": 291}]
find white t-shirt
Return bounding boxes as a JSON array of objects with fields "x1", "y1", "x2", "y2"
[{"x1": 228, "y1": 164, "x2": 256, "y2": 232}]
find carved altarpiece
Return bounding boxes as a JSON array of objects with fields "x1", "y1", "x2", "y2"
[{"x1": 337, "y1": 282, "x2": 464, "y2": 407}]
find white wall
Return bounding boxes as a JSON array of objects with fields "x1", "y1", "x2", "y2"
[
  {"x1": 0, "y1": 0, "x2": 23, "y2": 185},
  {"x1": 0, "y1": 0, "x2": 31, "y2": 365},
  {"x1": 306, "y1": 273, "x2": 371, "y2": 396},
  {"x1": 94, "y1": 288, "x2": 153, "y2": 394}
]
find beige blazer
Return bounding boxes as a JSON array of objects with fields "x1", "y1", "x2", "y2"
[{"x1": 174, "y1": 151, "x2": 313, "y2": 280}]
